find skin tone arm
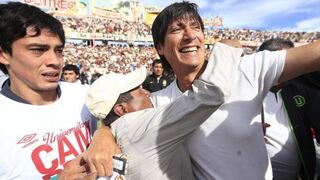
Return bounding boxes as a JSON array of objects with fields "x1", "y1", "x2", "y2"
[
  {"x1": 82, "y1": 124, "x2": 121, "y2": 178},
  {"x1": 279, "y1": 40, "x2": 320, "y2": 83}
]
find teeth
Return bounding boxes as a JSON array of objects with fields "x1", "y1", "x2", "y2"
[
  {"x1": 181, "y1": 47, "x2": 197, "y2": 52},
  {"x1": 44, "y1": 73, "x2": 58, "y2": 77}
]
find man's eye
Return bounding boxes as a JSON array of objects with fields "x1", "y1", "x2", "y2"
[
  {"x1": 191, "y1": 24, "x2": 201, "y2": 31},
  {"x1": 169, "y1": 26, "x2": 181, "y2": 33},
  {"x1": 194, "y1": 26, "x2": 201, "y2": 30},
  {"x1": 30, "y1": 48, "x2": 45, "y2": 54},
  {"x1": 56, "y1": 49, "x2": 64, "y2": 55}
]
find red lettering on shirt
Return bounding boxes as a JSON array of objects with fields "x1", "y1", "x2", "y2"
[
  {"x1": 58, "y1": 135, "x2": 79, "y2": 165},
  {"x1": 74, "y1": 126, "x2": 91, "y2": 152},
  {"x1": 31, "y1": 144, "x2": 59, "y2": 174}
]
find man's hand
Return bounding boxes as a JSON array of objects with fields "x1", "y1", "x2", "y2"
[
  {"x1": 58, "y1": 155, "x2": 88, "y2": 180},
  {"x1": 82, "y1": 125, "x2": 121, "y2": 178}
]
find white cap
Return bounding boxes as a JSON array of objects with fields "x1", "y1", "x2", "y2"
[{"x1": 85, "y1": 66, "x2": 147, "y2": 120}]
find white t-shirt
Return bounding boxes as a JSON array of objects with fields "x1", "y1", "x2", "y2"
[
  {"x1": 264, "y1": 91, "x2": 300, "y2": 179},
  {"x1": 150, "y1": 43, "x2": 286, "y2": 180},
  {"x1": 0, "y1": 82, "x2": 95, "y2": 179}
]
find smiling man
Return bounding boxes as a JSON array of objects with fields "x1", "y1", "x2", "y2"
[
  {"x1": 83, "y1": 42, "x2": 240, "y2": 179},
  {"x1": 0, "y1": 2, "x2": 95, "y2": 179},
  {"x1": 86, "y1": 1, "x2": 320, "y2": 180}
]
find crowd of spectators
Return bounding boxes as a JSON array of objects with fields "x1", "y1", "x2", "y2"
[
  {"x1": 205, "y1": 28, "x2": 320, "y2": 43},
  {"x1": 56, "y1": 15, "x2": 320, "y2": 44},
  {"x1": 63, "y1": 43, "x2": 158, "y2": 84},
  {"x1": 56, "y1": 16, "x2": 151, "y2": 41},
  {"x1": 59, "y1": 15, "x2": 319, "y2": 84}
]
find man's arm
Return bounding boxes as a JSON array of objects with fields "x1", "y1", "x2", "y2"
[
  {"x1": 279, "y1": 40, "x2": 320, "y2": 83},
  {"x1": 82, "y1": 124, "x2": 121, "y2": 177}
]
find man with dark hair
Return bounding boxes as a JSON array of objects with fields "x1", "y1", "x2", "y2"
[
  {"x1": 142, "y1": 59, "x2": 172, "y2": 92},
  {"x1": 84, "y1": 44, "x2": 239, "y2": 179},
  {"x1": 86, "y1": 1, "x2": 320, "y2": 179},
  {"x1": 62, "y1": 64, "x2": 80, "y2": 83},
  {"x1": 0, "y1": 2, "x2": 95, "y2": 179},
  {"x1": 260, "y1": 38, "x2": 320, "y2": 180},
  {"x1": 258, "y1": 38, "x2": 295, "y2": 52}
]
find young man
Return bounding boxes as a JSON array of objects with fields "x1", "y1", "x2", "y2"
[
  {"x1": 142, "y1": 59, "x2": 172, "y2": 92},
  {"x1": 0, "y1": 2, "x2": 95, "y2": 179},
  {"x1": 86, "y1": 1, "x2": 320, "y2": 179},
  {"x1": 84, "y1": 42, "x2": 241, "y2": 179},
  {"x1": 62, "y1": 64, "x2": 80, "y2": 83}
]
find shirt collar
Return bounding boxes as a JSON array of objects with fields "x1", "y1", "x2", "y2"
[{"x1": 0, "y1": 79, "x2": 61, "y2": 104}]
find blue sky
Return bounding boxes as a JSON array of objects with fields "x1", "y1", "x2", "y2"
[
  {"x1": 3, "y1": 0, "x2": 319, "y2": 32},
  {"x1": 140, "y1": 0, "x2": 320, "y2": 32}
]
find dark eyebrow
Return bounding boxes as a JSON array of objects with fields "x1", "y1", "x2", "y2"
[
  {"x1": 26, "y1": 43, "x2": 64, "y2": 49},
  {"x1": 26, "y1": 43, "x2": 49, "y2": 48}
]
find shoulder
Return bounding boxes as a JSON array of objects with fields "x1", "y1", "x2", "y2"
[
  {"x1": 59, "y1": 82, "x2": 89, "y2": 98},
  {"x1": 59, "y1": 82, "x2": 88, "y2": 91},
  {"x1": 240, "y1": 50, "x2": 286, "y2": 69}
]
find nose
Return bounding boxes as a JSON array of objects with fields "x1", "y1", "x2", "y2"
[
  {"x1": 45, "y1": 50, "x2": 62, "y2": 68},
  {"x1": 183, "y1": 27, "x2": 196, "y2": 41}
]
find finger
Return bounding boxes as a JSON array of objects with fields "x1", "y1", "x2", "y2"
[
  {"x1": 105, "y1": 155, "x2": 113, "y2": 176},
  {"x1": 86, "y1": 159, "x2": 98, "y2": 178},
  {"x1": 87, "y1": 171, "x2": 98, "y2": 180},
  {"x1": 95, "y1": 161, "x2": 107, "y2": 177},
  {"x1": 90, "y1": 154, "x2": 111, "y2": 177},
  {"x1": 65, "y1": 155, "x2": 83, "y2": 167}
]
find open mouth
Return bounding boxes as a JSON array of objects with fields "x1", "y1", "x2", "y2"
[
  {"x1": 42, "y1": 72, "x2": 60, "y2": 82},
  {"x1": 179, "y1": 46, "x2": 198, "y2": 53}
]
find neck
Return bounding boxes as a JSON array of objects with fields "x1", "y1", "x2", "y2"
[
  {"x1": 9, "y1": 82, "x2": 58, "y2": 105},
  {"x1": 176, "y1": 61, "x2": 206, "y2": 92}
]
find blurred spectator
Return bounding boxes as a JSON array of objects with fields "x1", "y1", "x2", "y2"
[
  {"x1": 62, "y1": 64, "x2": 81, "y2": 83},
  {"x1": 142, "y1": 59, "x2": 172, "y2": 92},
  {"x1": 260, "y1": 38, "x2": 318, "y2": 180},
  {"x1": 90, "y1": 72, "x2": 102, "y2": 84}
]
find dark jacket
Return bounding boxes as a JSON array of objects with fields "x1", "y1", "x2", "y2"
[
  {"x1": 280, "y1": 72, "x2": 320, "y2": 180},
  {"x1": 142, "y1": 74, "x2": 172, "y2": 93}
]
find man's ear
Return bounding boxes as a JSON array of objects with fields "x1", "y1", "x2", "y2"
[
  {"x1": 113, "y1": 104, "x2": 127, "y2": 117},
  {"x1": 0, "y1": 48, "x2": 10, "y2": 65}
]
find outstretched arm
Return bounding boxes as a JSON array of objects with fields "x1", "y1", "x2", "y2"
[
  {"x1": 280, "y1": 40, "x2": 320, "y2": 83},
  {"x1": 82, "y1": 124, "x2": 121, "y2": 178}
]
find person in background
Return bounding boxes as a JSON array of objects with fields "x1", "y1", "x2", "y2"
[
  {"x1": 142, "y1": 59, "x2": 172, "y2": 92},
  {"x1": 90, "y1": 72, "x2": 102, "y2": 85},
  {"x1": 259, "y1": 38, "x2": 320, "y2": 180},
  {"x1": 62, "y1": 64, "x2": 81, "y2": 83},
  {"x1": 0, "y1": 2, "x2": 96, "y2": 179}
]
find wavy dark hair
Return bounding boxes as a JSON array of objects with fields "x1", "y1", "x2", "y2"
[
  {"x1": 0, "y1": 2, "x2": 65, "y2": 74},
  {"x1": 151, "y1": 1, "x2": 204, "y2": 70}
]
